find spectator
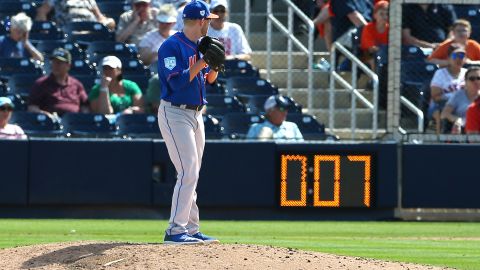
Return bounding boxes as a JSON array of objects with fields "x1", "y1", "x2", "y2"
[
  {"x1": 207, "y1": 0, "x2": 252, "y2": 61},
  {"x1": 29, "y1": 48, "x2": 89, "y2": 118},
  {"x1": 360, "y1": 1, "x2": 388, "y2": 69},
  {"x1": 246, "y1": 95, "x2": 303, "y2": 140},
  {"x1": 0, "y1": 13, "x2": 43, "y2": 62},
  {"x1": 145, "y1": 73, "x2": 161, "y2": 114},
  {"x1": 330, "y1": 0, "x2": 371, "y2": 45},
  {"x1": 428, "y1": 19, "x2": 480, "y2": 67},
  {"x1": 35, "y1": 0, "x2": 116, "y2": 30},
  {"x1": 116, "y1": 0, "x2": 160, "y2": 46},
  {"x1": 0, "y1": 97, "x2": 26, "y2": 140},
  {"x1": 89, "y1": 56, "x2": 144, "y2": 114},
  {"x1": 402, "y1": 4, "x2": 456, "y2": 49},
  {"x1": 172, "y1": 0, "x2": 191, "y2": 31},
  {"x1": 440, "y1": 66, "x2": 480, "y2": 134},
  {"x1": 313, "y1": 0, "x2": 333, "y2": 51},
  {"x1": 138, "y1": 4, "x2": 177, "y2": 68},
  {"x1": 429, "y1": 44, "x2": 467, "y2": 134}
]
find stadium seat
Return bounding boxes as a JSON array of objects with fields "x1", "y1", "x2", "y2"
[
  {"x1": 64, "y1": 22, "x2": 114, "y2": 44},
  {"x1": 203, "y1": 114, "x2": 223, "y2": 139},
  {"x1": 0, "y1": 58, "x2": 45, "y2": 77},
  {"x1": 0, "y1": 1, "x2": 37, "y2": 18},
  {"x1": 401, "y1": 62, "x2": 437, "y2": 85},
  {"x1": 97, "y1": 1, "x2": 131, "y2": 23},
  {"x1": 123, "y1": 74, "x2": 150, "y2": 94},
  {"x1": 220, "y1": 112, "x2": 264, "y2": 139},
  {"x1": 217, "y1": 59, "x2": 259, "y2": 82},
  {"x1": 454, "y1": 5, "x2": 480, "y2": 24},
  {"x1": 205, "y1": 94, "x2": 246, "y2": 119},
  {"x1": 7, "y1": 73, "x2": 42, "y2": 98},
  {"x1": 36, "y1": 40, "x2": 85, "y2": 59},
  {"x1": 9, "y1": 111, "x2": 62, "y2": 137},
  {"x1": 206, "y1": 81, "x2": 226, "y2": 94},
  {"x1": 68, "y1": 59, "x2": 98, "y2": 76},
  {"x1": 29, "y1": 21, "x2": 66, "y2": 41},
  {"x1": 0, "y1": 76, "x2": 9, "y2": 95},
  {"x1": 120, "y1": 58, "x2": 152, "y2": 76},
  {"x1": 286, "y1": 113, "x2": 335, "y2": 140},
  {"x1": 116, "y1": 114, "x2": 161, "y2": 138},
  {"x1": 225, "y1": 76, "x2": 279, "y2": 98},
  {"x1": 4, "y1": 93, "x2": 27, "y2": 111},
  {"x1": 61, "y1": 113, "x2": 115, "y2": 137},
  {"x1": 74, "y1": 74, "x2": 100, "y2": 93},
  {"x1": 244, "y1": 94, "x2": 270, "y2": 114},
  {"x1": 401, "y1": 46, "x2": 427, "y2": 63},
  {"x1": 86, "y1": 41, "x2": 138, "y2": 63},
  {"x1": 0, "y1": 20, "x2": 6, "y2": 36}
]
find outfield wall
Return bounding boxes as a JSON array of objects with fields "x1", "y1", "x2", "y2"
[{"x1": 0, "y1": 139, "x2": 478, "y2": 212}]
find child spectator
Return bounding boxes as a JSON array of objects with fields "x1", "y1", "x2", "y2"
[
  {"x1": 0, "y1": 13, "x2": 43, "y2": 62},
  {"x1": 116, "y1": 0, "x2": 160, "y2": 46},
  {"x1": 0, "y1": 97, "x2": 26, "y2": 139},
  {"x1": 360, "y1": 0, "x2": 389, "y2": 69},
  {"x1": 429, "y1": 44, "x2": 467, "y2": 134},
  {"x1": 428, "y1": 19, "x2": 480, "y2": 67},
  {"x1": 440, "y1": 66, "x2": 480, "y2": 134},
  {"x1": 89, "y1": 56, "x2": 144, "y2": 114}
]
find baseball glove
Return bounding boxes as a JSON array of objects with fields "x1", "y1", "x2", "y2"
[{"x1": 198, "y1": 36, "x2": 226, "y2": 72}]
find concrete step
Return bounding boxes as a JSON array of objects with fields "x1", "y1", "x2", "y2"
[
  {"x1": 229, "y1": 13, "x2": 286, "y2": 33},
  {"x1": 259, "y1": 69, "x2": 352, "y2": 89},
  {"x1": 247, "y1": 30, "x2": 327, "y2": 52},
  {"x1": 230, "y1": 0, "x2": 288, "y2": 13},
  {"x1": 251, "y1": 51, "x2": 330, "y2": 70},
  {"x1": 308, "y1": 108, "x2": 387, "y2": 130},
  {"x1": 328, "y1": 128, "x2": 388, "y2": 140},
  {"x1": 279, "y1": 88, "x2": 375, "y2": 109}
]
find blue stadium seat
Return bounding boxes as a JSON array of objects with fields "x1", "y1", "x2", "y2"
[
  {"x1": 120, "y1": 58, "x2": 152, "y2": 76},
  {"x1": 401, "y1": 62, "x2": 437, "y2": 85},
  {"x1": 86, "y1": 41, "x2": 138, "y2": 63},
  {"x1": 36, "y1": 40, "x2": 85, "y2": 59},
  {"x1": 205, "y1": 94, "x2": 246, "y2": 119},
  {"x1": 203, "y1": 114, "x2": 223, "y2": 139},
  {"x1": 97, "y1": 1, "x2": 131, "y2": 23},
  {"x1": 9, "y1": 111, "x2": 62, "y2": 137},
  {"x1": 217, "y1": 59, "x2": 259, "y2": 82},
  {"x1": 0, "y1": 58, "x2": 45, "y2": 77},
  {"x1": 65, "y1": 22, "x2": 114, "y2": 44},
  {"x1": 29, "y1": 21, "x2": 66, "y2": 41},
  {"x1": 244, "y1": 94, "x2": 270, "y2": 114},
  {"x1": 225, "y1": 76, "x2": 278, "y2": 97},
  {"x1": 454, "y1": 5, "x2": 480, "y2": 24},
  {"x1": 206, "y1": 81, "x2": 226, "y2": 94},
  {"x1": 116, "y1": 114, "x2": 161, "y2": 138},
  {"x1": 68, "y1": 59, "x2": 98, "y2": 76},
  {"x1": 0, "y1": 1, "x2": 37, "y2": 18},
  {"x1": 61, "y1": 113, "x2": 115, "y2": 137},
  {"x1": 401, "y1": 46, "x2": 427, "y2": 63},
  {"x1": 7, "y1": 73, "x2": 42, "y2": 98},
  {"x1": 220, "y1": 112, "x2": 264, "y2": 139},
  {"x1": 123, "y1": 74, "x2": 150, "y2": 94},
  {"x1": 74, "y1": 74, "x2": 100, "y2": 93},
  {"x1": 286, "y1": 113, "x2": 335, "y2": 140}
]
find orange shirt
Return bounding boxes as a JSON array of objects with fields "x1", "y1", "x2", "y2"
[
  {"x1": 466, "y1": 98, "x2": 480, "y2": 133},
  {"x1": 428, "y1": 39, "x2": 480, "y2": 61},
  {"x1": 360, "y1": 22, "x2": 389, "y2": 51},
  {"x1": 374, "y1": 0, "x2": 389, "y2": 3}
]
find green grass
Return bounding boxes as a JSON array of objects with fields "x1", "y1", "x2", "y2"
[{"x1": 1, "y1": 219, "x2": 479, "y2": 269}]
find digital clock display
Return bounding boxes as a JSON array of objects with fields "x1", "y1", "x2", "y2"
[{"x1": 279, "y1": 153, "x2": 373, "y2": 208}]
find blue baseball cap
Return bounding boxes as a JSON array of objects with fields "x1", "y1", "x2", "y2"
[{"x1": 183, "y1": 0, "x2": 219, "y2": 20}]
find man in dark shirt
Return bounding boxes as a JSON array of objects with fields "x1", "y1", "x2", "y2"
[
  {"x1": 28, "y1": 48, "x2": 89, "y2": 117},
  {"x1": 402, "y1": 4, "x2": 457, "y2": 49},
  {"x1": 330, "y1": 0, "x2": 372, "y2": 43}
]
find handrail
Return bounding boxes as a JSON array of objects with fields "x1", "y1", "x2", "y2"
[
  {"x1": 400, "y1": 96, "x2": 424, "y2": 133},
  {"x1": 244, "y1": 0, "x2": 250, "y2": 40},
  {"x1": 329, "y1": 41, "x2": 378, "y2": 139},
  {"x1": 267, "y1": 0, "x2": 314, "y2": 111}
]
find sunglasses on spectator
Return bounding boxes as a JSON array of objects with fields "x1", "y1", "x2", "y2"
[
  {"x1": 451, "y1": 52, "x2": 466, "y2": 60},
  {"x1": 0, "y1": 106, "x2": 13, "y2": 112},
  {"x1": 467, "y1": 76, "x2": 480, "y2": 81}
]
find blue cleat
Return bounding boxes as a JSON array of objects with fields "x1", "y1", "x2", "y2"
[
  {"x1": 190, "y1": 232, "x2": 220, "y2": 244},
  {"x1": 164, "y1": 232, "x2": 204, "y2": 245}
]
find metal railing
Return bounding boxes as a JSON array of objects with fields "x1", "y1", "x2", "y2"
[
  {"x1": 266, "y1": 0, "x2": 315, "y2": 111},
  {"x1": 400, "y1": 96, "x2": 424, "y2": 134},
  {"x1": 329, "y1": 42, "x2": 379, "y2": 139}
]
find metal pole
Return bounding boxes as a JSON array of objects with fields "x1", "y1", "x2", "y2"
[
  {"x1": 351, "y1": 61, "x2": 357, "y2": 139},
  {"x1": 329, "y1": 44, "x2": 337, "y2": 131},
  {"x1": 308, "y1": 19, "x2": 314, "y2": 112},
  {"x1": 244, "y1": 0, "x2": 250, "y2": 41},
  {"x1": 267, "y1": 0, "x2": 272, "y2": 81},
  {"x1": 288, "y1": 6, "x2": 293, "y2": 96}
]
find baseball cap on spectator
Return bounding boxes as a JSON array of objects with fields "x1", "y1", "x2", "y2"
[
  {"x1": 264, "y1": 95, "x2": 291, "y2": 112},
  {"x1": 132, "y1": 0, "x2": 151, "y2": 3},
  {"x1": 156, "y1": 4, "x2": 178, "y2": 23},
  {"x1": 183, "y1": 0, "x2": 219, "y2": 20},
  {"x1": 373, "y1": 0, "x2": 389, "y2": 14},
  {"x1": 102, "y1": 56, "x2": 122, "y2": 69},
  {"x1": 0, "y1": 97, "x2": 14, "y2": 109},
  {"x1": 50, "y1": 48, "x2": 72, "y2": 64},
  {"x1": 210, "y1": 0, "x2": 228, "y2": 10}
]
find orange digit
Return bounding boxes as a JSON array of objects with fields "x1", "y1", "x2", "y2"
[
  {"x1": 313, "y1": 155, "x2": 340, "y2": 207},
  {"x1": 347, "y1": 155, "x2": 371, "y2": 207},
  {"x1": 280, "y1": 155, "x2": 307, "y2": 206}
]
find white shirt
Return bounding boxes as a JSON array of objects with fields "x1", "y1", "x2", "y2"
[
  {"x1": 0, "y1": 124, "x2": 26, "y2": 140},
  {"x1": 139, "y1": 29, "x2": 174, "y2": 53},
  {"x1": 207, "y1": 22, "x2": 252, "y2": 57},
  {"x1": 430, "y1": 67, "x2": 466, "y2": 101}
]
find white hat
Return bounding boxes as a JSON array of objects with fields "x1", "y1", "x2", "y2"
[
  {"x1": 156, "y1": 4, "x2": 178, "y2": 23},
  {"x1": 0, "y1": 96, "x2": 14, "y2": 108},
  {"x1": 102, "y1": 56, "x2": 122, "y2": 69},
  {"x1": 264, "y1": 95, "x2": 290, "y2": 111},
  {"x1": 210, "y1": 0, "x2": 228, "y2": 10},
  {"x1": 132, "y1": 0, "x2": 151, "y2": 4}
]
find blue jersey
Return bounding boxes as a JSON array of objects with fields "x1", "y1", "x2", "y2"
[{"x1": 158, "y1": 32, "x2": 208, "y2": 105}]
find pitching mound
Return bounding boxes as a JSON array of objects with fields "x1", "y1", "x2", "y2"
[{"x1": 0, "y1": 241, "x2": 452, "y2": 270}]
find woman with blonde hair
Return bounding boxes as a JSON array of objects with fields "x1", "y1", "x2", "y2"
[{"x1": 0, "y1": 12, "x2": 43, "y2": 61}]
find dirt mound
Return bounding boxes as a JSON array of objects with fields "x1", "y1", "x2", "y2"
[{"x1": 0, "y1": 241, "x2": 453, "y2": 270}]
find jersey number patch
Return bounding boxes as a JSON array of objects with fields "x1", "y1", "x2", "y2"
[{"x1": 164, "y1": 57, "x2": 176, "y2": 70}]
